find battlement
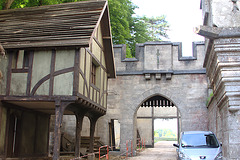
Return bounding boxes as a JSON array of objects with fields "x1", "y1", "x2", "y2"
[{"x1": 113, "y1": 41, "x2": 206, "y2": 79}]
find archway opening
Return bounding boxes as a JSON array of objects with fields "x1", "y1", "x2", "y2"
[
  {"x1": 136, "y1": 95, "x2": 181, "y2": 148},
  {"x1": 154, "y1": 118, "x2": 177, "y2": 142}
]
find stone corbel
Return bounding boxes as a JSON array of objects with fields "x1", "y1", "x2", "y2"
[
  {"x1": 228, "y1": 106, "x2": 240, "y2": 113},
  {"x1": 156, "y1": 73, "x2": 161, "y2": 80},
  {"x1": 166, "y1": 73, "x2": 172, "y2": 80},
  {"x1": 194, "y1": 25, "x2": 220, "y2": 39},
  {"x1": 195, "y1": 25, "x2": 240, "y2": 39},
  {"x1": 145, "y1": 73, "x2": 151, "y2": 80}
]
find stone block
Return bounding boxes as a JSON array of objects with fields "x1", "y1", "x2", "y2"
[
  {"x1": 155, "y1": 73, "x2": 161, "y2": 80},
  {"x1": 145, "y1": 74, "x2": 151, "y2": 80},
  {"x1": 166, "y1": 73, "x2": 172, "y2": 80},
  {"x1": 229, "y1": 144, "x2": 240, "y2": 159}
]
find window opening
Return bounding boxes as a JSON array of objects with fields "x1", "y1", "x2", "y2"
[
  {"x1": 23, "y1": 51, "x2": 29, "y2": 68},
  {"x1": 7, "y1": 114, "x2": 20, "y2": 157},
  {"x1": 12, "y1": 50, "x2": 30, "y2": 69},
  {"x1": 109, "y1": 119, "x2": 120, "y2": 151},
  {"x1": 12, "y1": 51, "x2": 18, "y2": 69},
  {"x1": 91, "y1": 63, "x2": 96, "y2": 85},
  {"x1": 12, "y1": 117, "x2": 18, "y2": 154}
]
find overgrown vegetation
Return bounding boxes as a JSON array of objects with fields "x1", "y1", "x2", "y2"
[
  {"x1": 206, "y1": 91, "x2": 214, "y2": 105},
  {"x1": 0, "y1": 0, "x2": 169, "y2": 57},
  {"x1": 154, "y1": 129, "x2": 177, "y2": 142}
]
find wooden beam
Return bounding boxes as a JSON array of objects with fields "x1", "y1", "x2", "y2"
[
  {"x1": 52, "y1": 101, "x2": 70, "y2": 160},
  {"x1": 0, "y1": 1, "x2": 108, "y2": 49}
]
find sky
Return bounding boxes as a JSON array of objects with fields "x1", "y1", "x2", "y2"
[
  {"x1": 154, "y1": 119, "x2": 177, "y2": 134},
  {"x1": 131, "y1": 0, "x2": 204, "y2": 56}
]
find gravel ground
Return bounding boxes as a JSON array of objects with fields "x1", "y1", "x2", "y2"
[{"x1": 109, "y1": 141, "x2": 177, "y2": 160}]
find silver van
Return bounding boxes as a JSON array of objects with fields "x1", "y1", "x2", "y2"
[{"x1": 173, "y1": 131, "x2": 222, "y2": 160}]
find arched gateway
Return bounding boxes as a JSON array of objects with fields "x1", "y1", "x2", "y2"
[
  {"x1": 98, "y1": 41, "x2": 209, "y2": 154},
  {"x1": 136, "y1": 94, "x2": 180, "y2": 148}
]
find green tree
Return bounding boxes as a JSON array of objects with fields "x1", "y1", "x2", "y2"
[
  {"x1": 0, "y1": 0, "x2": 169, "y2": 57},
  {"x1": 108, "y1": 0, "x2": 135, "y2": 57},
  {"x1": 142, "y1": 16, "x2": 169, "y2": 41},
  {"x1": 0, "y1": 0, "x2": 85, "y2": 10}
]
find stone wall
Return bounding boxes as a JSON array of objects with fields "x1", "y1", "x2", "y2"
[
  {"x1": 204, "y1": 38, "x2": 240, "y2": 159},
  {"x1": 97, "y1": 41, "x2": 209, "y2": 153},
  {"x1": 200, "y1": 0, "x2": 240, "y2": 159}
]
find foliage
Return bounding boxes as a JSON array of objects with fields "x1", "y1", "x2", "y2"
[
  {"x1": 0, "y1": 0, "x2": 86, "y2": 10},
  {"x1": 206, "y1": 90, "x2": 213, "y2": 105},
  {"x1": 108, "y1": 0, "x2": 135, "y2": 57},
  {"x1": 154, "y1": 128, "x2": 177, "y2": 142},
  {"x1": 154, "y1": 128, "x2": 176, "y2": 138},
  {"x1": 141, "y1": 16, "x2": 169, "y2": 41},
  {"x1": 0, "y1": 0, "x2": 169, "y2": 57}
]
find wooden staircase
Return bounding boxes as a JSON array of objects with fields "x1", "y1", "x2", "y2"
[
  {"x1": 60, "y1": 135, "x2": 106, "y2": 157},
  {"x1": 81, "y1": 136, "x2": 106, "y2": 156}
]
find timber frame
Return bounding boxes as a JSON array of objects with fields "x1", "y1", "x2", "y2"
[{"x1": 0, "y1": 1, "x2": 115, "y2": 160}]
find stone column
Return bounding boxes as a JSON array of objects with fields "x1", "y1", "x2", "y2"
[
  {"x1": 120, "y1": 113, "x2": 136, "y2": 156},
  {"x1": 205, "y1": 37, "x2": 240, "y2": 159}
]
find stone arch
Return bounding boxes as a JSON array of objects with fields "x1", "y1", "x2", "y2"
[
  {"x1": 130, "y1": 87, "x2": 184, "y2": 117},
  {"x1": 134, "y1": 92, "x2": 181, "y2": 147},
  {"x1": 117, "y1": 87, "x2": 184, "y2": 151}
]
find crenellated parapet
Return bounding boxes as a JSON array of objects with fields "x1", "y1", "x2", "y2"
[{"x1": 113, "y1": 41, "x2": 206, "y2": 80}]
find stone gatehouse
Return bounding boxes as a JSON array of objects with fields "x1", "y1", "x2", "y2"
[{"x1": 97, "y1": 41, "x2": 209, "y2": 152}]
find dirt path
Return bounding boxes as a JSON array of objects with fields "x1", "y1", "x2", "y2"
[{"x1": 127, "y1": 141, "x2": 177, "y2": 160}]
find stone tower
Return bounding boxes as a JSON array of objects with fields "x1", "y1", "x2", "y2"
[{"x1": 196, "y1": 0, "x2": 240, "y2": 159}]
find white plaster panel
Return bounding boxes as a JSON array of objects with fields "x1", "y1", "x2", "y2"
[
  {"x1": 31, "y1": 50, "x2": 51, "y2": 94},
  {"x1": 53, "y1": 72, "x2": 73, "y2": 95},
  {"x1": 10, "y1": 73, "x2": 27, "y2": 95}
]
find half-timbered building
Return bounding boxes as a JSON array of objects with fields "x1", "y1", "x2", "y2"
[{"x1": 0, "y1": 0, "x2": 115, "y2": 159}]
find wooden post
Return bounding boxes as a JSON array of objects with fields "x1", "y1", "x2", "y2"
[
  {"x1": 88, "y1": 116, "x2": 99, "y2": 160},
  {"x1": 89, "y1": 118, "x2": 97, "y2": 153},
  {"x1": 75, "y1": 112, "x2": 86, "y2": 158},
  {"x1": 52, "y1": 100, "x2": 68, "y2": 160}
]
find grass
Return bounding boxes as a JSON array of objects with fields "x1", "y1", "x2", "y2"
[{"x1": 154, "y1": 137, "x2": 177, "y2": 143}]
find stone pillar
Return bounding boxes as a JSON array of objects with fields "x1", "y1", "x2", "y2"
[
  {"x1": 204, "y1": 37, "x2": 240, "y2": 159},
  {"x1": 120, "y1": 113, "x2": 136, "y2": 156}
]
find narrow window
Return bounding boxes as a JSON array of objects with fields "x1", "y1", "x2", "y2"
[
  {"x1": 91, "y1": 63, "x2": 96, "y2": 85},
  {"x1": 23, "y1": 51, "x2": 29, "y2": 68},
  {"x1": 7, "y1": 114, "x2": 19, "y2": 157},
  {"x1": 11, "y1": 51, "x2": 18, "y2": 69},
  {"x1": 11, "y1": 50, "x2": 30, "y2": 69}
]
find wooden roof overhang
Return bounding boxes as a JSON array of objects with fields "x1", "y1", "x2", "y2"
[
  {"x1": 0, "y1": 0, "x2": 115, "y2": 77},
  {"x1": 0, "y1": 0, "x2": 116, "y2": 116},
  {"x1": 1, "y1": 95, "x2": 107, "y2": 116}
]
